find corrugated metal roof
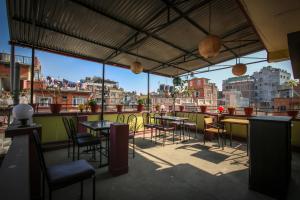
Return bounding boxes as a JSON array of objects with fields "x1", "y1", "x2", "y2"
[{"x1": 7, "y1": 0, "x2": 265, "y2": 77}]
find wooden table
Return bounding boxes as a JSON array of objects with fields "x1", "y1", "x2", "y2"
[{"x1": 221, "y1": 118, "x2": 249, "y2": 155}]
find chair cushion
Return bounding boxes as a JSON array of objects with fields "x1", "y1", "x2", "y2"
[
  {"x1": 205, "y1": 128, "x2": 226, "y2": 134},
  {"x1": 184, "y1": 122, "x2": 196, "y2": 127},
  {"x1": 47, "y1": 159, "x2": 95, "y2": 190},
  {"x1": 156, "y1": 126, "x2": 175, "y2": 131},
  {"x1": 77, "y1": 136, "x2": 100, "y2": 147},
  {"x1": 170, "y1": 121, "x2": 182, "y2": 126},
  {"x1": 129, "y1": 132, "x2": 135, "y2": 139},
  {"x1": 76, "y1": 132, "x2": 92, "y2": 138},
  {"x1": 100, "y1": 129, "x2": 110, "y2": 137},
  {"x1": 144, "y1": 124, "x2": 155, "y2": 128}
]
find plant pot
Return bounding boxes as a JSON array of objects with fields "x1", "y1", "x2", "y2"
[
  {"x1": 179, "y1": 105, "x2": 184, "y2": 112},
  {"x1": 50, "y1": 104, "x2": 62, "y2": 114},
  {"x1": 79, "y1": 109, "x2": 83, "y2": 113},
  {"x1": 137, "y1": 104, "x2": 144, "y2": 112},
  {"x1": 90, "y1": 105, "x2": 99, "y2": 113},
  {"x1": 228, "y1": 107, "x2": 235, "y2": 115},
  {"x1": 200, "y1": 105, "x2": 207, "y2": 113},
  {"x1": 155, "y1": 106, "x2": 160, "y2": 112},
  {"x1": 244, "y1": 107, "x2": 253, "y2": 116},
  {"x1": 116, "y1": 105, "x2": 123, "y2": 112},
  {"x1": 287, "y1": 110, "x2": 299, "y2": 119}
]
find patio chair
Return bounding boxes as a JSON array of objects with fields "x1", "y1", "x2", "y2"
[
  {"x1": 183, "y1": 112, "x2": 198, "y2": 139},
  {"x1": 62, "y1": 117, "x2": 92, "y2": 158},
  {"x1": 68, "y1": 118, "x2": 101, "y2": 162},
  {"x1": 116, "y1": 113, "x2": 125, "y2": 123},
  {"x1": 32, "y1": 131, "x2": 96, "y2": 200},
  {"x1": 169, "y1": 113, "x2": 184, "y2": 140},
  {"x1": 142, "y1": 112, "x2": 156, "y2": 140},
  {"x1": 203, "y1": 116, "x2": 225, "y2": 148},
  {"x1": 154, "y1": 113, "x2": 175, "y2": 145},
  {"x1": 127, "y1": 114, "x2": 137, "y2": 158}
]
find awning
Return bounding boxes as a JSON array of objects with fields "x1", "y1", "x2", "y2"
[{"x1": 6, "y1": 0, "x2": 265, "y2": 77}]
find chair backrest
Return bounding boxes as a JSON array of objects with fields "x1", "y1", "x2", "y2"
[
  {"x1": 116, "y1": 113, "x2": 125, "y2": 123},
  {"x1": 32, "y1": 131, "x2": 49, "y2": 182},
  {"x1": 188, "y1": 112, "x2": 198, "y2": 123},
  {"x1": 142, "y1": 112, "x2": 154, "y2": 125},
  {"x1": 62, "y1": 116, "x2": 72, "y2": 138},
  {"x1": 204, "y1": 117, "x2": 213, "y2": 126},
  {"x1": 127, "y1": 114, "x2": 137, "y2": 134},
  {"x1": 67, "y1": 118, "x2": 78, "y2": 140}
]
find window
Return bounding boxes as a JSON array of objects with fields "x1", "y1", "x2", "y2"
[
  {"x1": 72, "y1": 96, "x2": 87, "y2": 106},
  {"x1": 37, "y1": 97, "x2": 52, "y2": 107}
]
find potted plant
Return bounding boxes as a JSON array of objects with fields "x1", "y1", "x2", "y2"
[
  {"x1": 179, "y1": 105, "x2": 184, "y2": 112},
  {"x1": 116, "y1": 104, "x2": 123, "y2": 112},
  {"x1": 244, "y1": 107, "x2": 253, "y2": 116},
  {"x1": 47, "y1": 86, "x2": 62, "y2": 114},
  {"x1": 78, "y1": 104, "x2": 84, "y2": 112},
  {"x1": 155, "y1": 104, "x2": 160, "y2": 111},
  {"x1": 286, "y1": 79, "x2": 299, "y2": 118},
  {"x1": 88, "y1": 99, "x2": 99, "y2": 113},
  {"x1": 137, "y1": 99, "x2": 144, "y2": 112},
  {"x1": 227, "y1": 106, "x2": 235, "y2": 115},
  {"x1": 200, "y1": 105, "x2": 207, "y2": 113}
]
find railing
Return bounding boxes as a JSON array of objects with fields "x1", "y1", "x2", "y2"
[{"x1": 0, "y1": 53, "x2": 32, "y2": 65}]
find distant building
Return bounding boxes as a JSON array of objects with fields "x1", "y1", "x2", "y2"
[
  {"x1": 223, "y1": 90, "x2": 250, "y2": 107},
  {"x1": 252, "y1": 66, "x2": 291, "y2": 108},
  {"x1": 0, "y1": 53, "x2": 40, "y2": 91},
  {"x1": 157, "y1": 84, "x2": 173, "y2": 97},
  {"x1": 222, "y1": 75, "x2": 254, "y2": 107},
  {"x1": 188, "y1": 78, "x2": 218, "y2": 106}
]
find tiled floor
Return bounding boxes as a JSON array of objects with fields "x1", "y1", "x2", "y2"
[{"x1": 45, "y1": 132, "x2": 300, "y2": 200}]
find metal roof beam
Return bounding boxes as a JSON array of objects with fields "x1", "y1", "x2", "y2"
[
  {"x1": 12, "y1": 17, "x2": 191, "y2": 73},
  {"x1": 108, "y1": 1, "x2": 213, "y2": 60},
  {"x1": 150, "y1": 24, "x2": 253, "y2": 72},
  {"x1": 104, "y1": 6, "x2": 168, "y2": 62},
  {"x1": 161, "y1": 0, "x2": 238, "y2": 57},
  {"x1": 70, "y1": 0, "x2": 213, "y2": 65}
]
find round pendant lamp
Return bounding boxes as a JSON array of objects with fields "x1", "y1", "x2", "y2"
[
  {"x1": 232, "y1": 63, "x2": 247, "y2": 76},
  {"x1": 199, "y1": 35, "x2": 221, "y2": 58},
  {"x1": 130, "y1": 61, "x2": 143, "y2": 74}
]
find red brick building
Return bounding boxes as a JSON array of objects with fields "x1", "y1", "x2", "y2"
[
  {"x1": 188, "y1": 78, "x2": 218, "y2": 106},
  {"x1": 273, "y1": 97, "x2": 300, "y2": 111}
]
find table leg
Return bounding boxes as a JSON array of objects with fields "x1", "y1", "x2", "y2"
[{"x1": 230, "y1": 123, "x2": 232, "y2": 147}]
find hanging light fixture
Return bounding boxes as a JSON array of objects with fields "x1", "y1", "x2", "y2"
[
  {"x1": 232, "y1": 63, "x2": 247, "y2": 76},
  {"x1": 232, "y1": 40, "x2": 247, "y2": 76},
  {"x1": 130, "y1": 61, "x2": 143, "y2": 74},
  {"x1": 199, "y1": 2, "x2": 221, "y2": 58},
  {"x1": 131, "y1": 38, "x2": 143, "y2": 74}
]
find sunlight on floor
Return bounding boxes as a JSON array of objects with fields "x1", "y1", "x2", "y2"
[{"x1": 134, "y1": 133, "x2": 249, "y2": 175}]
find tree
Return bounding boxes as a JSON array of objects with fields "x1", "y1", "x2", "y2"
[{"x1": 286, "y1": 79, "x2": 299, "y2": 109}]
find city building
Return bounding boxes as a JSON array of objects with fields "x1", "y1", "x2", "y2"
[
  {"x1": 222, "y1": 75, "x2": 254, "y2": 107},
  {"x1": 188, "y1": 78, "x2": 218, "y2": 106},
  {"x1": 252, "y1": 66, "x2": 291, "y2": 108},
  {"x1": 0, "y1": 53, "x2": 40, "y2": 91}
]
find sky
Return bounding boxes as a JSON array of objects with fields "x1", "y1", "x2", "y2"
[{"x1": 0, "y1": 0, "x2": 294, "y2": 93}]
